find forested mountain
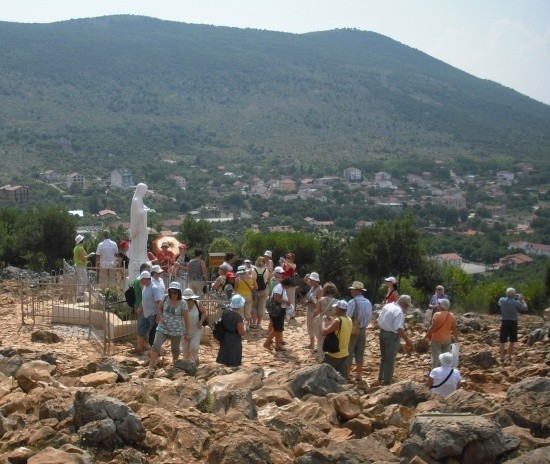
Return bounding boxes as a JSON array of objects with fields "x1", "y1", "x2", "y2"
[{"x1": 0, "y1": 15, "x2": 549, "y2": 181}]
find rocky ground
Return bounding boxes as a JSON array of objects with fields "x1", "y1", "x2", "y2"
[{"x1": 0, "y1": 278, "x2": 549, "y2": 464}]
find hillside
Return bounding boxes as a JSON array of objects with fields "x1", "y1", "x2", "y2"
[{"x1": 0, "y1": 15, "x2": 549, "y2": 182}]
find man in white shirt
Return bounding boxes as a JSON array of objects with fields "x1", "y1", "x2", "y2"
[
  {"x1": 95, "y1": 230, "x2": 118, "y2": 290},
  {"x1": 378, "y1": 295, "x2": 414, "y2": 385},
  {"x1": 346, "y1": 281, "x2": 373, "y2": 382},
  {"x1": 428, "y1": 352, "x2": 461, "y2": 398}
]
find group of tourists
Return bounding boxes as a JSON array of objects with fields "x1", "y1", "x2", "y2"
[{"x1": 75, "y1": 232, "x2": 529, "y2": 393}]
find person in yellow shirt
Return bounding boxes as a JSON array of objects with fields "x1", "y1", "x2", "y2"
[
  {"x1": 235, "y1": 265, "x2": 258, "y2": 324},
  {"x1": 321, "y1": 300, "x2": 352, "y2": 378},
  {"x1": 73, "y1": 234, "x2": 94, "y2": 302}
]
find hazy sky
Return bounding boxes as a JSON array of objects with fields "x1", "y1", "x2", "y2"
[{"x1": 2, "y1": 0, "x2": 549, "y2": 105}]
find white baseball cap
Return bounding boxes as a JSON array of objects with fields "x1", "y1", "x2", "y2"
[{"x1": 139, "y1": 271, "x2": 151, "y2": 279}]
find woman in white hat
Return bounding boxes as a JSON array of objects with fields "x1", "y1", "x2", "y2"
[
  {"x1": 383, "y1": 276, "x2": 399, "y2": 304},
  {"x1": 304, "y1": 272, "x2": 324, "y2": 349},
  {"x1": 148, "y1": 281, "x2": 190, "y2": 376},
  {"x1": 181, "y1": 288, "x2": 207, "y2": 365},
  {"x1": 217, "y1": 294, "x2": 247, "y2": 367}
]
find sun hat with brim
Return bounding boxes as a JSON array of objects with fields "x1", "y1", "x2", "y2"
[
  {"x1": 168, "y1": 281, "x2": 182, "y2": 291},
  {"x1": 182, "y1": 288, "x2": 199, "y2": 299},
  {"x1": 348, "y1": 281, "x2": 365, "y2": 291},
  {"x1": 237, "y1": 265, "x2": 246, "y2": 274},
  {"x1": 75, "y1": 234, "x2": 84, "y2": 244},
  {"x1": 139, "y1": 271, "x2": 151, "y2": 280},
  {"x1": 332, "y1": 299, "x2": 348, "y2": 310},
  {"x1": 161, "y1": 242, "x2": 169, "y2": 248},
  {"x1": 384, "y1": 276, "x2": 397, "y2": 284},
  {"x1": 151, "y1": 265, "x2": 162, "y2": 273},
  {"x1": 264, "y1": 250, "x2": 272, "y2": 257},
  {"x1": 230, "y1": 294, "x2": 246, "y2": 309},
  {"x1": 309, "y1": 272, "x2": 320, "y2": 282},
  {"x1": 244, "y1": 259, "x2": 251, "y2": 263},
  {"x1": 439, "y1": 352, "x2": 453, "y2": 368},
  {"x1": 437, "y1": 298, "x2": 451, "y2": 310},
  {"x1": 273, "y1": 266, "x2": 284, "y2": 274}
]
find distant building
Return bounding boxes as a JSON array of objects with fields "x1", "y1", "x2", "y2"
[
  {"x1": 496, "y1": 171, "x2": 514, "y2": 182},
  {"x1": 433, "y1": 253, "x2": 463, "y2": 266},
  {"x1": 67, "y1": 172, "x2": 86, "y2": 190},
  {"x1": 375, "y1": 172, "x2": 392, "y2": 182},
  {"x1": 279, "y1": 179, "x2": 296, "y2": 192},
  {"x1": 438, "y1": 194, "x2": 466, "y2": 209},
  {"x1": 497, "y1": 253, "x2": 534, "y2": 268},
  {"x1": 0, "y1": 184, "x2": 30, "y2": 203},
  {"x1": 344, "y1": 167, "x2": 362, "y2": 182},
  {"x1": 110, "y1": 169, "x2": 134, "y2": 189},
  {"x1": 377, "y1": 202, "x2": 403, "y2": 213},
  {"x1": 509, "y1": 241, "x2": 550, "y2": 257},
  {"x1": 42, "y1": 170, "x2": 61, "y2": 182}
]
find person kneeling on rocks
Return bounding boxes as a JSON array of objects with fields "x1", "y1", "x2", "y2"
[{"x1": 427, "y1": 352, "x2": 461, "y2": 398}]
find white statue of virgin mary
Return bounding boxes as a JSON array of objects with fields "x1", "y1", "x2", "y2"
[{"x1": 128, "y1": 183, "x2": 150, "y2": 279}]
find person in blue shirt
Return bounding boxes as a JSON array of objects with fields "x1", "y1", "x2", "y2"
[{"x1": 498, "y1": 287, "x2": 527, "y2": 364}]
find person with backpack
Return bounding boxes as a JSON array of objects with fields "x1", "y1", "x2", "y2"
[
  {"x1": 251, "y1": 256, "x2": 269, "y2": 329},
  {"x1": 321, "y1": 300, "x2": 352, "y2": 378},
  {"x1": 216, "y1": 294, "x2": 247, "y2": 367}
]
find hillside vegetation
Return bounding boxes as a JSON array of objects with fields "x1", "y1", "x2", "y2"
[{"x1": 0, "y1": 15, "x2": 549, "y2": 182}]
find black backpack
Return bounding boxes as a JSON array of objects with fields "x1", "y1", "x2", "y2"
[
  {"x1": 255, "y1": 267, "x2": 267, "y2": 291},
  {"x1": 125, "y1": 285, "x2": 136, "y2": 309},
  {"x1": 212, "y1": 313, "x2": 225, "y2": 342}
]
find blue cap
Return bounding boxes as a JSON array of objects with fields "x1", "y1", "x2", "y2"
[{"x1": 230, "y1": 294, "x2": 246, "y2": 309}]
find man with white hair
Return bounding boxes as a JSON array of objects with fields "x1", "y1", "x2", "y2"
[
  {"x1": 377, "y1": 294, "x2": 414, "y2": 385},
  {"x1": 427, "y1": 352, "x2": 461, "y2": 398},
  {"x1": 498, "y1": 287, "x2": 527, "y2": 363}
]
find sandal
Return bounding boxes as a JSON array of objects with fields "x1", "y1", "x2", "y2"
[{"x1": 263, "y1": 342, "x2": 273, "y2": 351}]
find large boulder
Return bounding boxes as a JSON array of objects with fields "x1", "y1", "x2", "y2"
[
  {"x1": 207, "y1": 367, "x2": 264, "y2": 393},
  {"x1": 504, "y1": 377, "x2": 550, "y2": 437},
  {"x1": 0, "y1": 355, "x2": 23, "y2": 377},
  {"x1": 73, "y1": 391, "x2": 146, "y2": 448},
  {"x1": 15, "y1": 360, "x2": 56, "y2": 392},
  {"x1": 284, "y1": 364, "x2": 345, "y2": 399},
  {"x1": 400, "y1": 413, "x2": 520, "y2": 464},
  {"x1": 364, "y1": 381, "x2": 430, "y2": 408},
  {"x1": 294, "y1": 437, "x2": 399, "y2": 463},
  {"x1": 464, "y1": 350, "x2": 496, "y2": 369},
  {"x1": 27, "y1": 445, "x2": 93, "y2": 464},
  {"x1": 502, "y1": 446, "x2": 550, "y2": 463}
]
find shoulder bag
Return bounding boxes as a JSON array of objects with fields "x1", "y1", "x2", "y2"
[{"x1": 322, "y1": 317, "x2": 341, "y2": 353}]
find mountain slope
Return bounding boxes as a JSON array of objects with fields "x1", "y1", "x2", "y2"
[{"x1": 0, "y1": 15, "x2": 548, "y2": 178}]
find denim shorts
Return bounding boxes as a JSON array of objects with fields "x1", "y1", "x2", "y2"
[{"x1": 137, "y1": 314, "x2": 156, "y2": 337}]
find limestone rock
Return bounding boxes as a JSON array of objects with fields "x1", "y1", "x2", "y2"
[
  {"x1": 0, "y1": 355, "x2": 23, "y2": 377},
  {"x1": 172, "y1": 358, "x2": 198, "y2": 375},
  {"x1": 27, "y1": 445, "x2": 92, "y2": 464},
  {"x1": 441, "y1": 389, "x2": 497, "y2": 415},
  {"x1": 73, "y1": 391, "x2": 146, "y2": 447},
  {"x1": 30, "y1": 330, "x2": 61, "y2": 343},
  {"x1": 97, "y1": 357, "x2": 130, "y2": 382},
  {"x1": 502, "y1": 446, "x2": 550, "y2": 463},
  {"x1": 285, "y1": 363, "x2": 345, "y2": 398},
  {"x1": 211, "y1": 388, "x2": 257, "y2": 421},
  {"x1": 207, "y1": 367, "x2": 264, "y2": 393},
  {"x1": 252, "y1": 385, "x2": 293, "y2": 407},
  {"x1": 365, "y1": 381, "x2": 430, "y2": 408},
  {"x1": 402, "y1": 413, "x2": 520, "y2": 464},
  {"x1": 504, "y1": 377, "x2": 550, "y2": 437},
  {"x1": 78, "y1": 418, "x2": 118, "y2": 448},
  {"x1": 295, "y1": 437, "x2": 399, "y2": 463},
  {"x1": 77, "y1": 371, "x2": 119, "y2": 387},
  {"x1": 465, "y1": 350, "x2": 496, "y2": 369},
  {"x1": 15, "y1": 359, "x2": 56, "y2": 392},
  {"x1": 341, "y1": 416, "x2": 376, "y2": 438},
  {"x1": 332, "y1": 392, "x2": 362, "y2": 420}
]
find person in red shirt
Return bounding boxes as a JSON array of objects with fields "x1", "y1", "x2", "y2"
[
  {"x1": 156, "y1": 242, "x2": 175, "y2": 273},
  {"x1": 383, "y1": 276, "x2": 399, "y2": 304}
]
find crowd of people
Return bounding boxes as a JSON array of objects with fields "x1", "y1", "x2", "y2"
[{"x1": 73, "y1": 233, "x2": 530, "y2": 395}]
